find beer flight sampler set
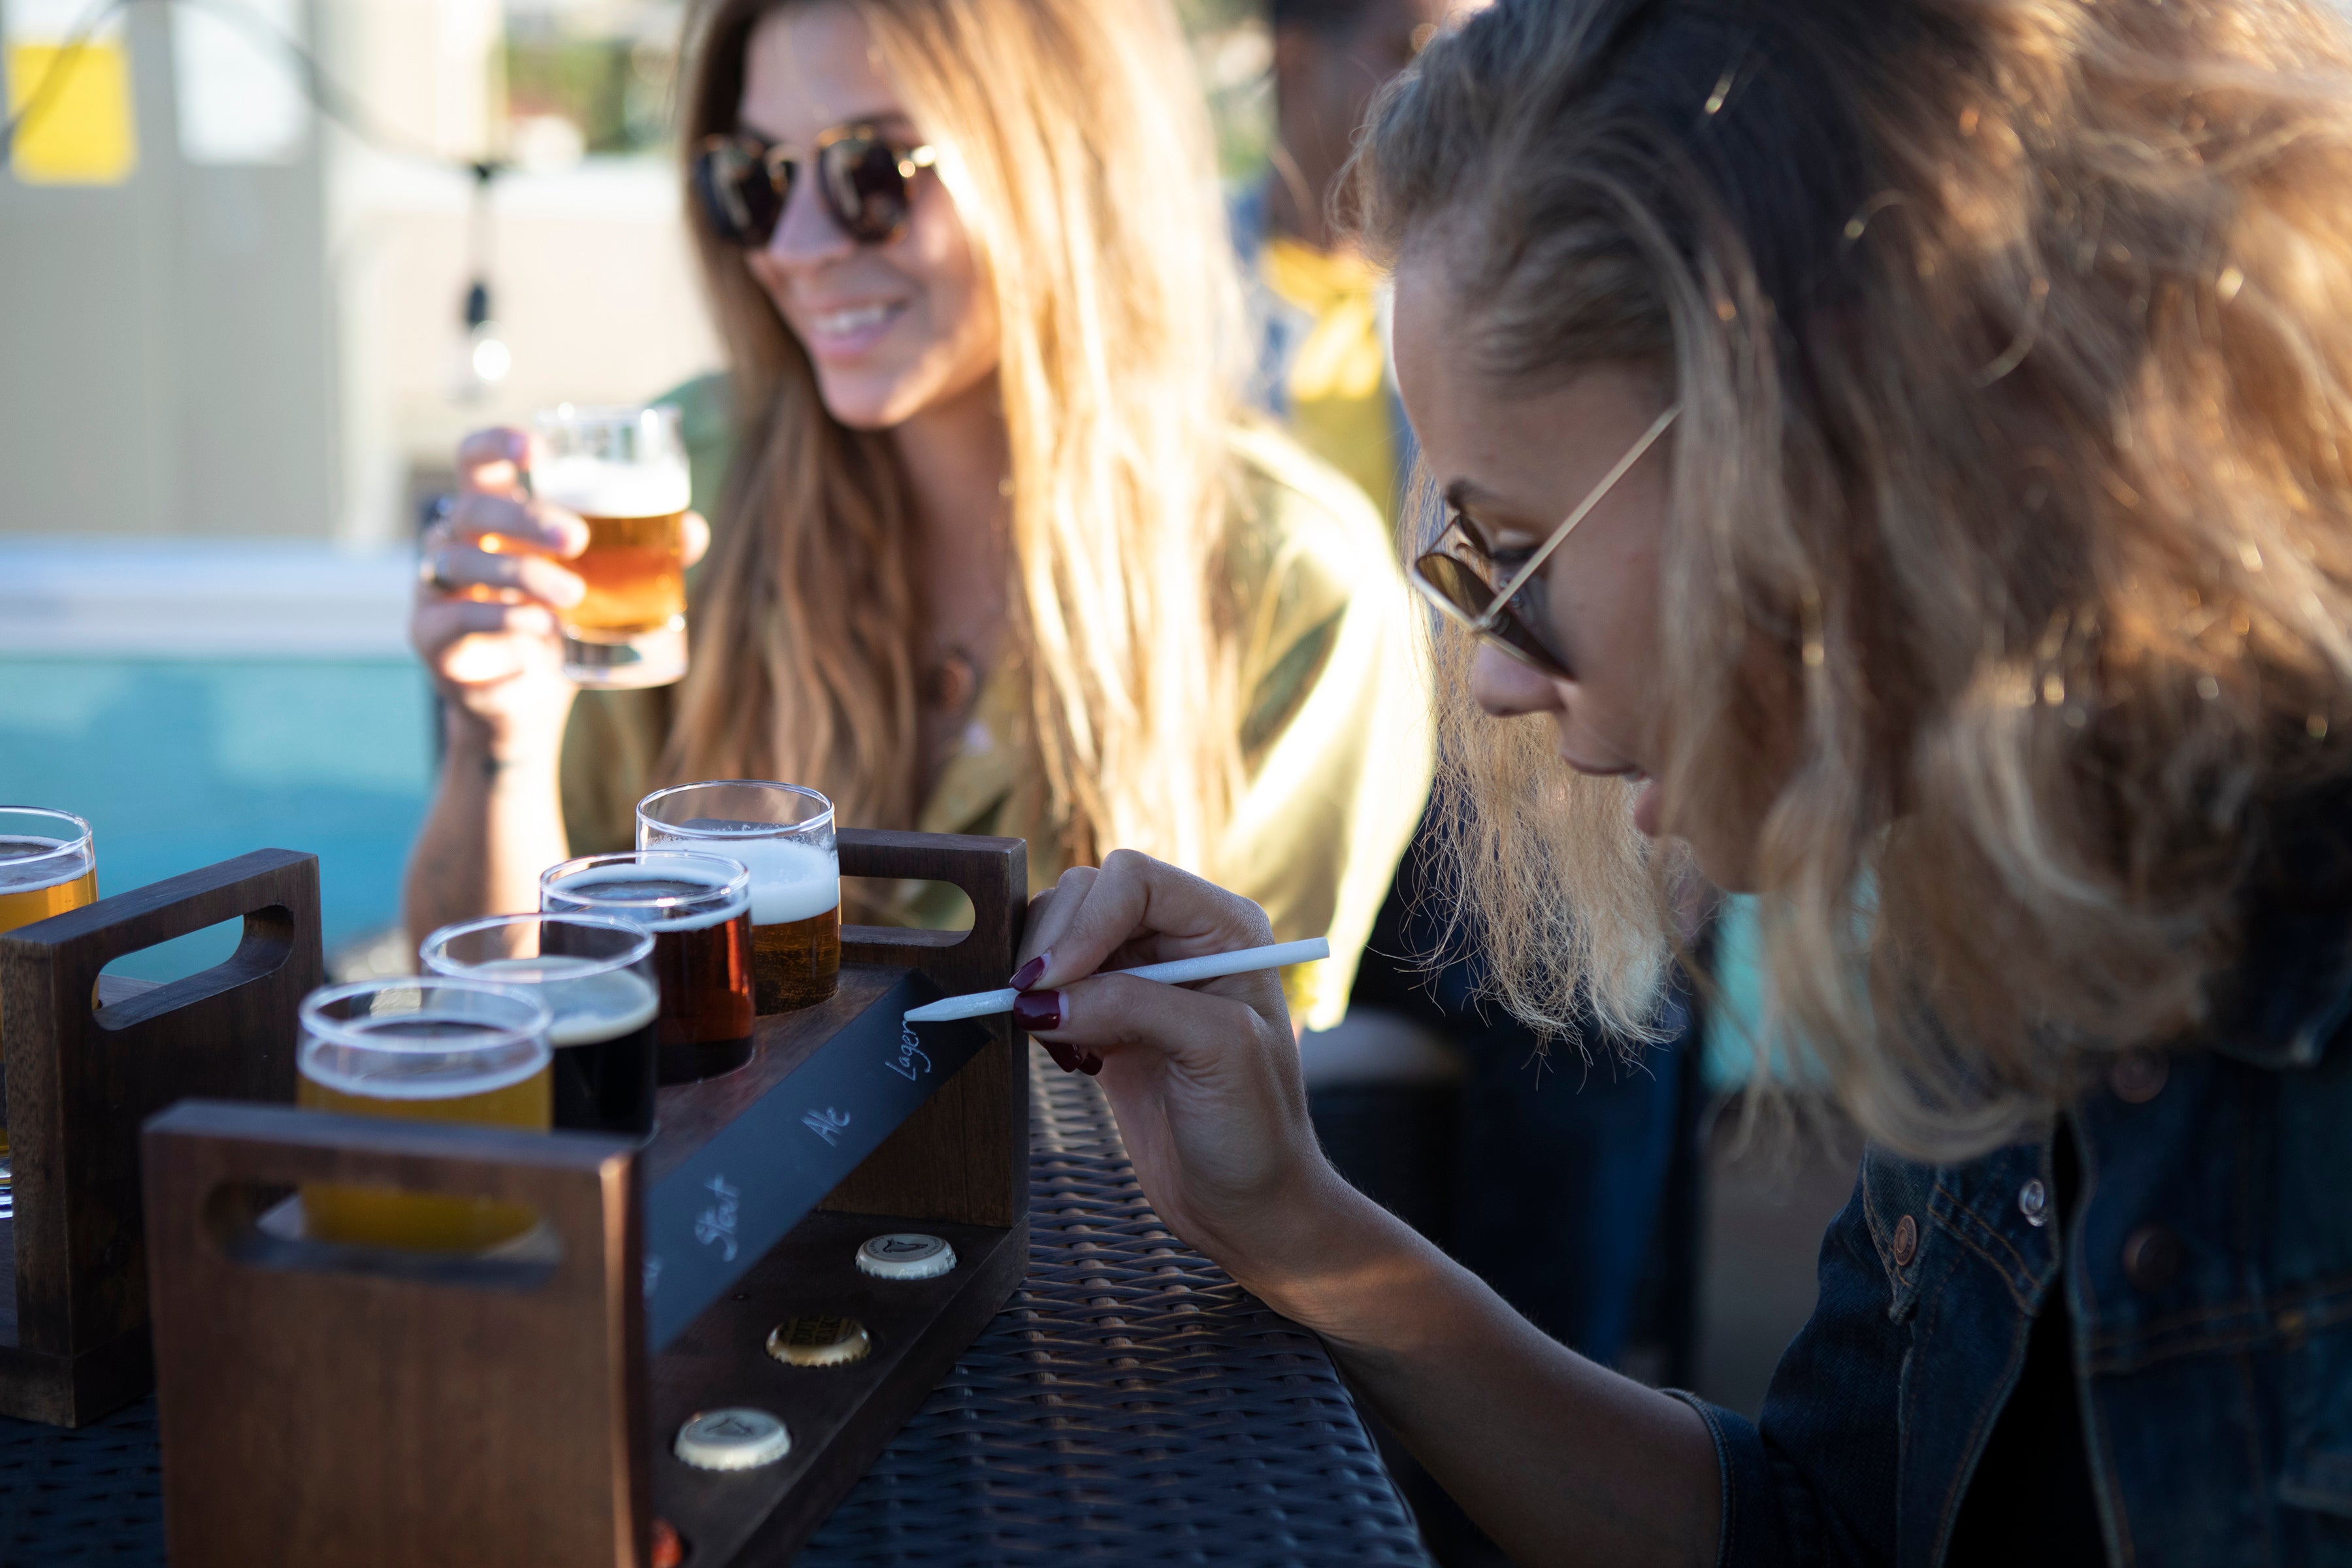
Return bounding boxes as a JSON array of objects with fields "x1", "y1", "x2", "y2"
[
  {"x1": 0, "y1": 406, "x2": 1330, "y2": 1563},
  {"x1": 0, "y1": 775, "x2": 1039, "y2": 1567}
]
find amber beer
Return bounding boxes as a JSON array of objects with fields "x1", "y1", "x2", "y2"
[
  {"x1": 636, "y1": 782, "x2": 841, "y2": 1015},
  {"x1": 540, "y1": 851, "x2": 756, "y2": 1084},
  {"x1": 0, "y1": 809, "x2": 98, "y2": 1194},
  {"x1": 533, "y1": 404, "x2": 692, "y2": 689},
  {"x1": 294, "y1": 979, "x2": 553, "y2": 1252}
]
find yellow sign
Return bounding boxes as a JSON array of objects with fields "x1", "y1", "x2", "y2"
[{"x1": 5, "y1": 10, "x2": 139, "y2": 186}]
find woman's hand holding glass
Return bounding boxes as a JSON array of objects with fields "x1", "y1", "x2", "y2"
[
  {"x1": 410, "y1": 427, "x2": 711, "y2": 747},
  {"x1": 1010, "y1": 851, "x2": 1353, "y2": 1307}
]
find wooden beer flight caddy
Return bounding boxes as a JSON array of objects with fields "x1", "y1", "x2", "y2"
[
  {"x1": 142, "y1": 828, "x2": 1029, "y2": 1567},
  {"x1": 0, "y1": 848, "x2": 325, "y2": 1426}
]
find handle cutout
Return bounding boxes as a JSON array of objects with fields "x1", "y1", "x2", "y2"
[
  {"x1": 91, "y1": 905, "x2": 295, "y2": 1032},
  {"x1": 204, "y1": 1180, "x2": 561, "y2": 1290},
  {"x1": 845, "y1": 877, "x2": 975, "y2": 934},
  {"x1": 97, "y1": 915, "x2": 242, "y2": 988}
]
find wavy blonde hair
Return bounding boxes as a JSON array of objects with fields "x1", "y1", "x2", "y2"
[
  {"x1": 1364, "y1": 0, "x2": 2352, "y2": 1159},
  {"x1": 668, "y1": 0, "x2": 1244, "y2": 871}
]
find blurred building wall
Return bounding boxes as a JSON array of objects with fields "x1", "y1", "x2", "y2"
[
  {"x1": 0, "y1": 1, "x2": 336, "y2": 538},
  {"x1": 0, "y1": 0, "x2": 719, "y2": 545}
]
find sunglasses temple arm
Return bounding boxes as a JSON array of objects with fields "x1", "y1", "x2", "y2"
[{"x1": 1486, "y1": 404, "x2": 1681, "y2": 612}]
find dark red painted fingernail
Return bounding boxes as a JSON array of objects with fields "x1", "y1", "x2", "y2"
[
  {"x1": 1013, "y1": 989, "x2": 1064, "y2": 1033},
  {"x1": 1009, "y1": 955, "x2": 1047, "y2": 991},
  {"x1": 1038, "y1": 1038, "x2": 1080, "y2": 1072},
  {"x1": 1078, "y1": 1053, "x2": 1103, "y2": 1076}
]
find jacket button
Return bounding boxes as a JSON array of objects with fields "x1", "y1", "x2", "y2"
[
  {"x1": 1891, "y1": 1214, "x2": 1918, "y2": 1266},
  {"x1": 2123, "y1": 1224, "x2": 2181, "y2": 1291},
  {"x1": 2110, "y1": 1050, "x2": 2168, "y2": 1104},
  {"x1": 2019, "y1": 1179, "x2": 2048, "y2": 1227}
]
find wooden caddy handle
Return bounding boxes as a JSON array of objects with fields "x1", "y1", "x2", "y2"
[
  {"x1": 1, "y1": 849, "x2": 322, "y2": 1405},
  {"x1": 824, "y1": 828, "x2": 1030, "y2": 1230},
  {"x1": 143, "y1": 1101, "x2": 644, "y2": 1568}
]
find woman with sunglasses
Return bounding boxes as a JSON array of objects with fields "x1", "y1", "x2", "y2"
[
  {"x1": 999, "y1": 0, "x2": 2352, "y2": 1561},
  {"x1": 403, "y1": 0, "x2": 1429, "y2": 1034}
]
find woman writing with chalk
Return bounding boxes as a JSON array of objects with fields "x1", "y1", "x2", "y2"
[{"x1": 1009, "y1": 1, "x2": 2352, "y2": 1561}]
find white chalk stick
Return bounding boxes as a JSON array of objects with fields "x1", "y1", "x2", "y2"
[{"x1": 903, "y1": 937, "x2": 1331, "y2": 1024}]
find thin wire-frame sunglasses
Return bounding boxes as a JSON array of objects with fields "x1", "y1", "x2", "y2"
[
  {"x1": 1408, "y1": 404, "x2": 1682, "y2": 681},
  {"x1": 693, "y1": 124, "x2": 940, "y2": 248}
]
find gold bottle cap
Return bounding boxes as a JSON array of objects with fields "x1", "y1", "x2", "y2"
[
  {"x1": 856, "y1": 1232, "x2": 956, "y2": 1281},
  {"x1": 674, "y1": 1407, "x2": 791, "y2": 1471},
  {"x1": 768, "y1": 1314, "x2": 872, "y2": 1367}
]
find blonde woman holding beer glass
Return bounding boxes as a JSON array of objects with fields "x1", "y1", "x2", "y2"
[{"x1": 404, "y1": 0, "x2": 1430, "y2": 1043}]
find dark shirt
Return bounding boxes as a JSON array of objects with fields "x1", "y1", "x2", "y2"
[
  {"x1": 1944, "y1": 1129, "x2": 2105, "y2": 1564},
  {"x1": 1671, "y1": 785, "x2": 2352, "y2": 1566}
]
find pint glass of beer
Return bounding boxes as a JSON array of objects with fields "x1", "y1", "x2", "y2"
[
  {"x1": 295, "y1": 978, "x2": 553, "y2": 1252},
  {"x1": 533, "y1": 402, "x2": 691, "y2": 689},
  {"x1": 419, "y1": 913, "x2": 660, "y2": 1137},
  {"x1": 540, "y1": 851, "x2": 755, "y2": 1085},
  {"x1": 636, "y1": 781, "x2": 839, "y2": 1015},
  {"x1": 0, "y1": 808, "x2": 98, "y2": 1209}
]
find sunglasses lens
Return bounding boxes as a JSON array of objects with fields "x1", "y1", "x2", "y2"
[
  {"x1": 696, "y1": 141, "x2": 785, "y2": 246},
  {"x1": 822, "y1": 137, "x2": 914, "y2": 242},
  {"x1": 1413, "y1": 551, "x2": 1497, "y2": 621},
  {"x1": 1412, "y1": 549, "x2": 1574, "y2": 679}
]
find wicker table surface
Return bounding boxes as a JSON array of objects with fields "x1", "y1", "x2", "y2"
[{"x1": 0, "y1": 1058, "x2": 1431, "y2": 1567}]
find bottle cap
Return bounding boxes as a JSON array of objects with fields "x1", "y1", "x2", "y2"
[
  {"x1": 856, "y1": 1232, "x2": 955, "y2": 1280},
  {"x1": 767, "y1": 1314, "x2": 872, "y2": 1367},
  {"x1": 674, "y1": 1407, "x2": 791, "y2": 1471}
]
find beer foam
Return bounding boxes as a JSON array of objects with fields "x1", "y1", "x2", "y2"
[
  {"x1": 299, "y1": 1034, "x2": 547, "y2": 1101},
  {"x1": 462, "y1": 956, "x2": 659, "y2": 1047},
  {"x1": 657, "y1": 835, "x2": 837, "y2": 925},
  {"x1": 533, "y1": 455, "x2": 691, "y2": 519},
  {"x1": 547, "y1": 868, "x2": 749, "y2": 932},
  {"x1": 0, "y1": 835, "x2": 91, "y2": 892}
]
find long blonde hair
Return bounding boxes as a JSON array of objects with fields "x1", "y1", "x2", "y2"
[
  {"x1": 669, "y1": 0, "x2": 1245, "y2": 870},
  {"x1": 1364, "y1": 0, "x2": 2352, "y2": 1159}
]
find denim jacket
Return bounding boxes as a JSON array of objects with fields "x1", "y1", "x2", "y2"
[{"x1": 1678, "y1": 837, "x2": 2352, "y2": 1565}]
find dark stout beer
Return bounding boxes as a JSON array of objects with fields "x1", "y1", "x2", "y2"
[{"x1": 466, "y1": 955, "x2": 659, "y2": 1134}]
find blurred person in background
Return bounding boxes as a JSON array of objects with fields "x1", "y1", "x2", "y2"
[
  {"x1": 401, "y1": 0, "x2": 1429, "y2": 1041},
  {"x1": 1242, "y1": 12, "x2": 1703, "y2": 1560}
]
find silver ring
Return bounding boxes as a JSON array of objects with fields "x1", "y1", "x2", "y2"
[{"x1": 417, "y1": 550, "x2": 453, "y2": 595}]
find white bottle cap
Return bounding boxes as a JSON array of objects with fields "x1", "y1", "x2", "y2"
[
  {"x1": 674, "y1": 1407, "x2": 791, "y2": 1471},
  {"x1": 855, "y1": 1233, "x2": 956, "y2": 1281}
]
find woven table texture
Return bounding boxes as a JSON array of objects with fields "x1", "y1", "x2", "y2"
[{"x1": 0, "y1": 1055, "x2": 1429, "y2": 1567}]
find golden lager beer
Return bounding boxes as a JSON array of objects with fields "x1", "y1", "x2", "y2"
[
  {"x1": 295, "y1": 980, "x2": 553, "y2": 1252},
  {"x1": 636, "y1": 782, "x2": 840, "y2": 1015},
  {"x1": 0, "y1": 809, "x2": 97, "y2": 1195},
  {"x1": 533, "y1": 405, "x2": 691, "y2": 689}
]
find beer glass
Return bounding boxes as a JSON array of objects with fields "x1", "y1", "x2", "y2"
[
  {"x1": 540, "y1": 851, "x2": 755, "y2": 1085},
  {"x1": 295, "y1": 978, "x2": 553, "y2": 1252},
  {"x1": 533, "y1": 402, "x2": 691, "y2": 689},
  {"x1": 0, "y1": 808, "x2": 97, "y2": 1211},
  {"x1": 419, "y1": 913, "x2": 660, "y2": 1137},
  {"x1": 636, "y1": 781, "x2": 840, "y2": 1015}
]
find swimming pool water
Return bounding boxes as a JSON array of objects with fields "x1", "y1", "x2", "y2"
[{"x1": 0, "y1": 657, "x2": 433, "y2": 980}]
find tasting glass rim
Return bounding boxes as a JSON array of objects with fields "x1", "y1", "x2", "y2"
[
  {"x1": 534, "y1": 401, "x2": 683, "y2": 433},
  {"x1": 417, "y1": 911, "x2": 656, "y2": 987},
  {"x1": 297, "y1": 977, "x2": 553, "y2": 1057},
  {"x1": 636, "y1": 779, "x2": 837, "y2": 839},
  {"x1": 538, "y1": 849, "x2": 754, "y2": 915},
  {"x1": 0, "y1": 805, "x2": 95, "y2": 877}
]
